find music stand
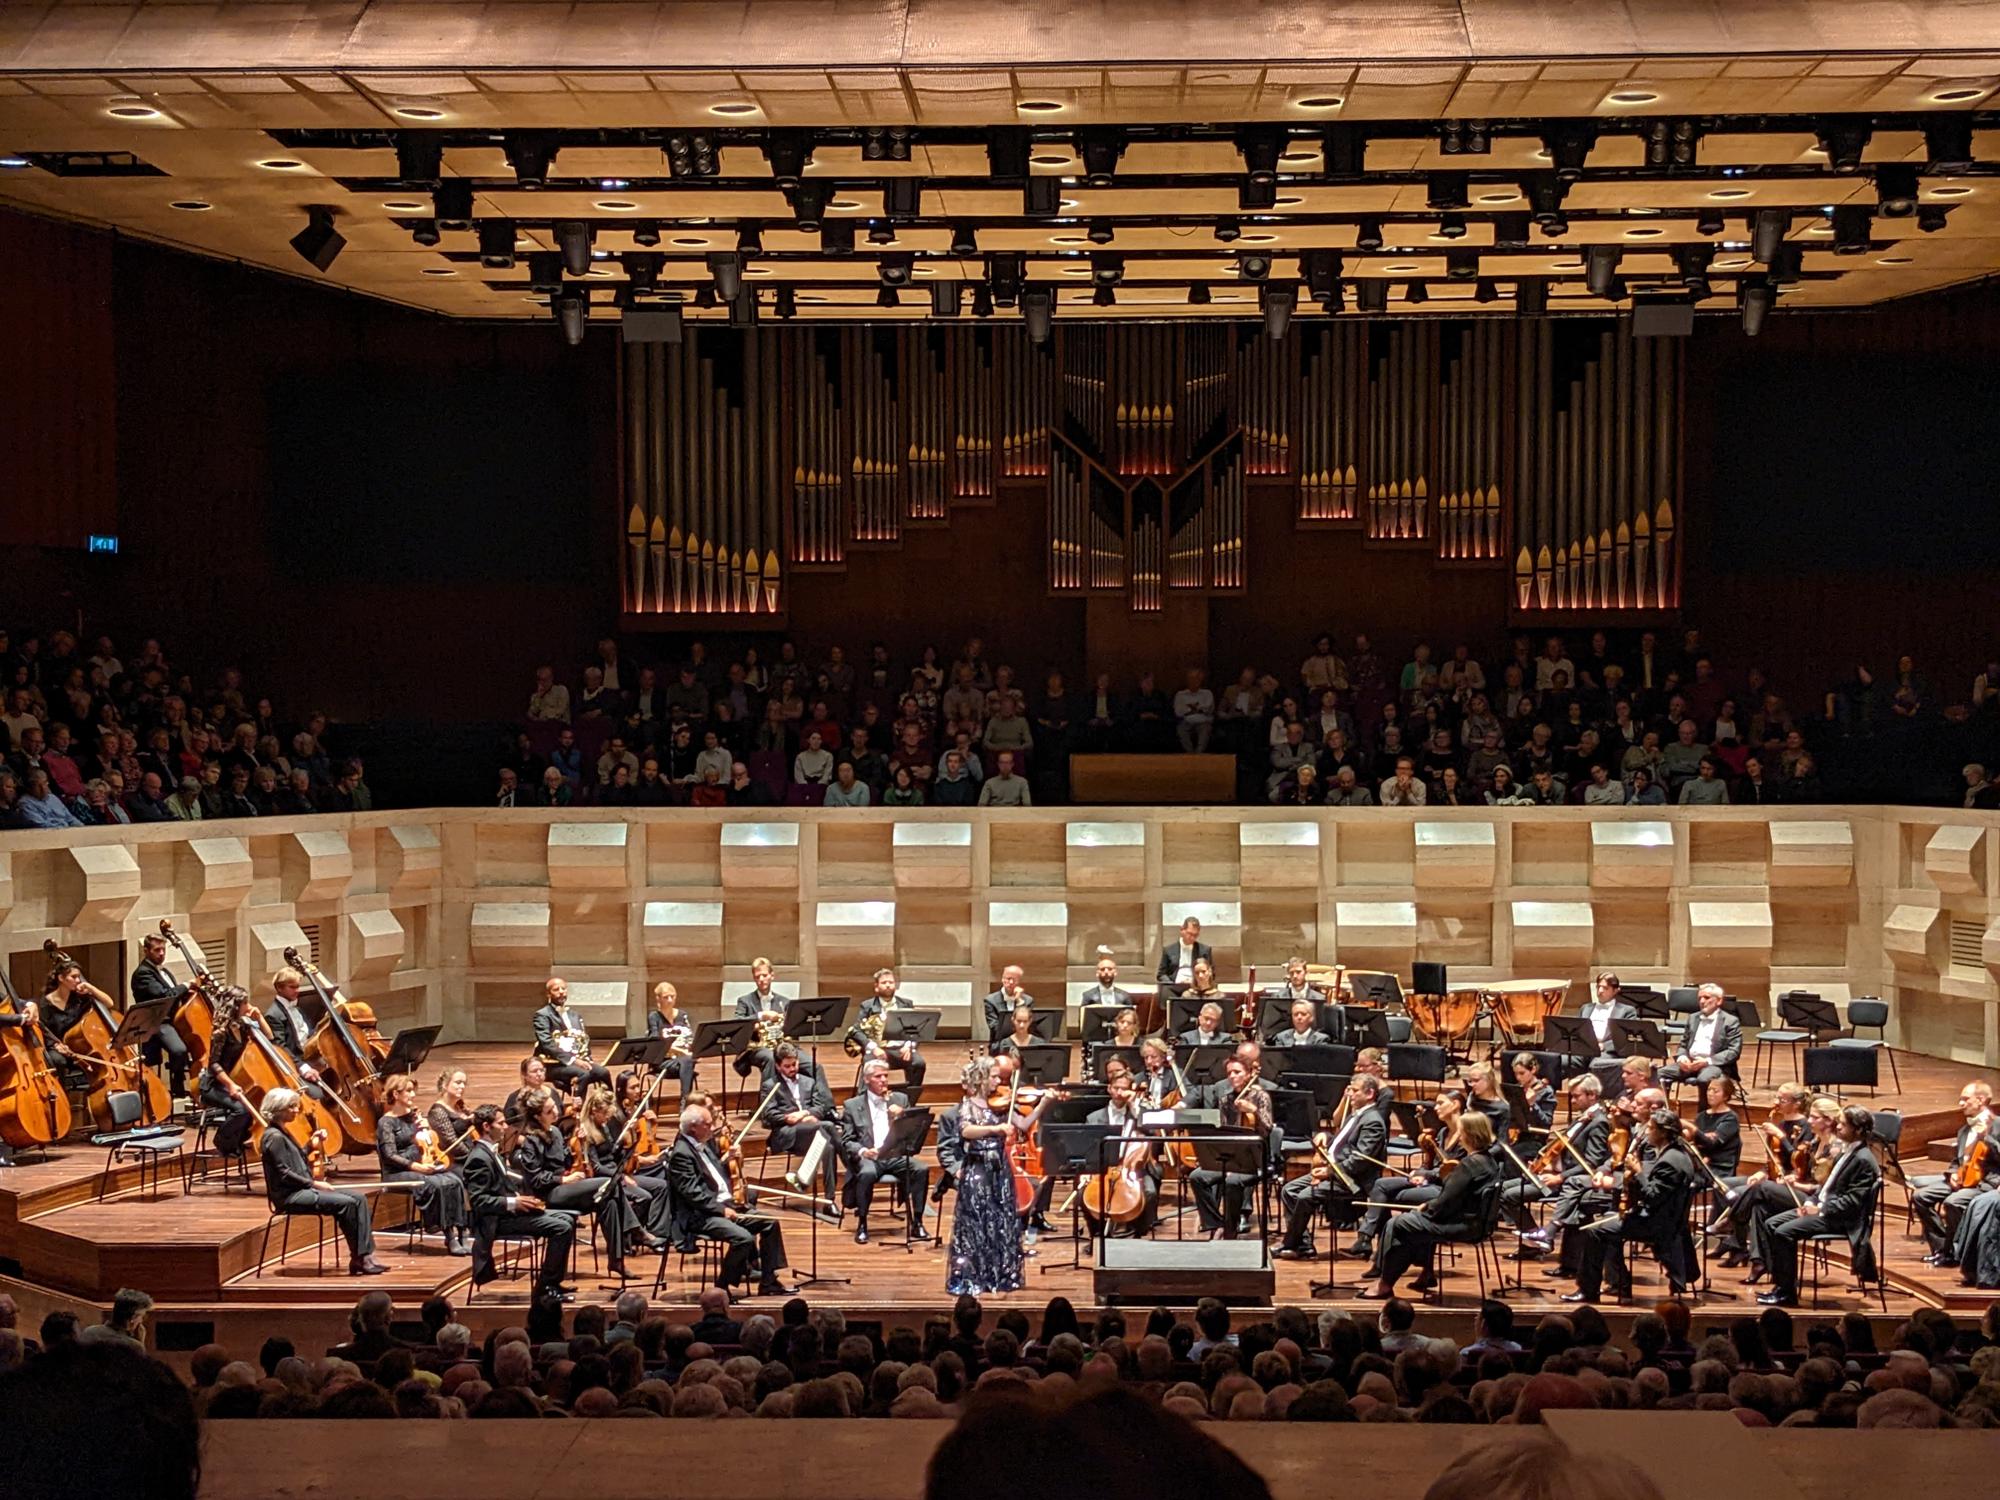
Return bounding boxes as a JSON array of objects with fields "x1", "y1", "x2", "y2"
[
  {"x1": 1343, "y1": 1009, "x2": 1394, "y2": 1050},
  {"x1": 691, "y1": 1018, "x2": 755, "y2": 1116},
  {"x1": 1080, "y1": 1006, "x2": 1128, "y2": 1044},
  {"x1": 877, "y1": 1107, "x2": 936, "y2": 1251},
  {"x1": 1347, "y1": 972, "x2": 1404, "y2": 1009},
  {"x1": 381, "y1": 1026, "x2": 441, "y2": 1078},
  {"x1": 1253, "y1": 995, "x2": 1299, "y2": 1038},
  {"x1": 1026, "y1": 1007, "x2": 1066, "y2": 1042},
  {"x1": 1624, "y1": 989, "x2": 1668, "y2": 1021},
  {"x1": 1258, "y1": 1048, "x2": 1299, "y2": 1087},
  {"x1": 1175, "y1": 1044, "x2": 1234, "y2": 1089},
  {"x1": 1387, "y1": 1099, "x2": 1429, "y2": 1151},
  {"x1": 1090, "y1": 1044, "x2": 1142, "y2": 1083},
  {"x1": 1544, "y1": 1015, "x2": 1601, "y2": 1062},
  {"x1": 108, "y1": 997, "x2": 177, "y2": 1125},
  {"x1": 885, "y1": 1010, "x2": 941, "y2": 1046},
  {"x1": 1501, "y1": 1081, "x2": 1548, "y2": 1140},
  {"x1": 1168, "y1": 997, "x2": 1213, "y2": 1035},
  {"x1": 1610, "y1": 1018, "x2": 1668, "y2": 1060},
  {"x1": 604, "y1": 1036, "x2": 666, "y2": 1073},
  {"x1": 1282, "y1": 1043, "x2": 1354, "y2": 1081},
  {"x1": 1010, "y1": 1044, "x2": 1069, "y2": 1086},
  {"x1": 1189, "y1": 1134, "x2": 1270, "y2": 1255},
  {"x1": 1043, "y1": 1122, "x2": 1117, "y2": 1271},
  {"x1": 1781, "y1": 993, "x2": 1843, "y2": 1038},
  {"x1": 1297, "y1": 1072, "x2": 1352, "y2": 1115}
]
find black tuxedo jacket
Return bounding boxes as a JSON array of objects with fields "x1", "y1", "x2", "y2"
[
  {"x1": 838, "y1": 1090, "x2": 914, "y2": 1163},
  {"x1": 758, "y1": 1064, "x2": 834, "y2": 1127},
  {"x1": 1157, "y1": 941, "x2": 1214, "y2": 985}
]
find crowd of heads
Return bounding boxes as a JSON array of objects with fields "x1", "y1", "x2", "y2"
[
  {"x1": 0, "y1": 623, "x2": 361, "y2": 830},
  {"x1": 509, "y1": 630, "x2": 2000, "y2": 811}
]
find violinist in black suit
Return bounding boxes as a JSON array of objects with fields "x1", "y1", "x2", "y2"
[
  {"x1": 1568, "y1": 1108, "x2": 1700, "y2": 1302},
  {"x1": 264, "y1": 967, "x2": 334, "y2": 1107},
  {"x1": 1514, "y1": 1075, "x2": 1615, "y2": 1255},
  {"x1": 460, "y1": 1104, "x2": 576, "y2": 1299},
  {"x1": 258, "y1": 1088, "x2": 385, "y2": 1276},
  {"x1": 128, "y1": 932, "x2": 193, "y2": 1098},
  {"x1": 837, "y1": 1060, "x2": 931, "y2": 1243},
  {"x1": 531, "y1": 977, "x2": 610, "y2": 1095},
  {"x1": 666, "y1": 1101, "x2": 792, "y2": 1298},
  {"x1": 1363, "y1": 1111, "x2": 1500, "y2": 1299},
  {"x1": 510, "y1": 1086, "x2": 639, "y2": 1278},
  {"x1": 756, "y1": 1043, "x2": 840, "y2": 1204},
  {"x1": 1155, "y1": 917, "x2": 1213, "y2": 996},
  {"x1": 1277, "y1": 1074, "x2": 1388, "y2": 1257},
  {"x1": 1758, "y1": 1104, "x2": 1884, "y2": 1307}
]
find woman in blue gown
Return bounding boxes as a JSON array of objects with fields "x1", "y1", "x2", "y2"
[{"x1": 947, "y1": 1055, "x2": 1056, "y2": 1295}]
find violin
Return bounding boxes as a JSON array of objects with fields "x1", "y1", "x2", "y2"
[
  {"x1": 415, "y1": 1118, "x2": 450, "y2": 1169},
  {"x1": 1950, "y1": 1135, "x2": 1991, "y2": 1192},
  {"x1": 1530, "y1": 1127, "x2": 1572, "y2": 1176}
]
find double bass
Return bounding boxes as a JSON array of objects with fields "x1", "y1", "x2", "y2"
[
  {"x1": 158, "y1": 919, "x2": 218, "y2": 1072},
  {"x1": 214, "y1": 999, "x2": 344, "y2": 1157},
  {"x1": 0, "y1": 969, "x2": 73, "y2": 1148},
  {"x1": 286, "y1": 948, "x2": 388, "y2": 1153},
  {"x1": 44, "y1": 940, "x2": 171, "y2": 1128}
]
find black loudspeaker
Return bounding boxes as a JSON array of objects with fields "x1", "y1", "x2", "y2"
[
  {"x1": 621, "y1": 306, "x2": 683, "y2": 344},
  {"x1": 1803, "y1": 1047, "x2": 1877, "y2": 1089},
  {"x1": 1411, "y1": 962, "x2": 1448, "y2": 996},
  {"x1": 1632, "y1": 298, "x2": 1694, "y2": 338}
]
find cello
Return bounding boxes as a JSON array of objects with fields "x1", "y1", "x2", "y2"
[
  {"x1": 286, "y1": 947, "x2": 387, "y2": 1153},
  {"x1": 0, "y1": 969, "x2": 74, "y2": 1148},
  {"x1": 158, "y1": 919, "x2": 217, "y2": 1073},
  {"x1": 44, "y1": 941, "x2": 171, "y2": 1128},
  {"x1": 211, "y1": 994, "x2": 344, "y2": 1158}
]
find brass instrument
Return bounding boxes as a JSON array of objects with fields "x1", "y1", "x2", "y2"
[
  {"x1": 548, "y1": 1011, "x2": 594, "y2": 1066},
  {"x1": 843, "y1": 1008, "x2": 887, "y2": 1059}
]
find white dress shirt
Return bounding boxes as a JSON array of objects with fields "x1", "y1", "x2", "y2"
[
  {"x1": 866, "y1": 1091, "x2": 892, "y2": 1149},
  {"x1": 1688, "y1": 1014, "x2": 1722, "y2": 1061}
]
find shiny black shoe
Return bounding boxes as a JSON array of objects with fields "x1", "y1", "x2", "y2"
[
  {"x1": 1273, "y1": 1245, "x2": 1314, "y2": 1260},
  {"x1": 1756, "y1": 1290, "x2": 1798, "y2": 1307},
  {"x1": 1342, "y1": 1238, "x2": 1374, "y2": 1259},
  {"x1": 1560, "y1": 1290, "x2": 1597, "y2": 1304},
  {"x1": 854, "y1": 1225, "x2": 870, "y2": 1245},
  {"x1": 908, "y1": 1225, "x2": 934, "y2": 1243}
]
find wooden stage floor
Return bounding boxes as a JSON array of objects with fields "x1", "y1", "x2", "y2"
[{"x1": 4, "y1": 1042, "x2": 1997, "y2": 1337}]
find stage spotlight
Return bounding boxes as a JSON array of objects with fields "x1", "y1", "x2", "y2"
[
  {"x1": 1213, "y1": 217, "x2": 1243, "y2": 244},
  {"x1": 1923, "y1": 118, "x2": 1975, "y2": 172},
  {"x1": 868, "y1": 220, "x2": 896, "y2": 246},
  {"x1": 820, "y1": 220, "x2": 856, "y2": 254},
  {"x1": 1695, "y1": 209, "x2": 1725, "y2": 236},
  {"x1": 1434, "y1": 212, "x2": 1468, "y2": 239},
  {"x1": 1815, "y1": 120, "x2": 1870, "y2": 174},
  {"x1": 478, "y1": 219, "x2": 516, "y2": 267},
  {"x1": 1492, "y1": 212, "x2": 1532, "y2": 249},
  {"x1": 1321, "y1": 125, "x2": 1367, "y2": 177},
  {"x1": 763, "y1": 129, "x2": 815, "y2": 188},
  {"x1": 1354, "y1": 217, "x2": 1384, "y2": 252},
  {"x1": 1473, "y1": 279, "x2": 1498, "y2": 304},
  {"x1": 1404, "y1": 281, "x2": 1428, "y2": 305},
  {"x1": 1023, "y1": 288, "x2": 1053, "y2": 343},
  {"x1": 883, "y1": 179, "x2": 923, "y2": 220},
  {"x1": 1189, "y1": 284, "x2": 1213, "y2": 306},
  {"x1": 1917, "y1": 204, "x2": 1951, "y2": 233},
  {"x1": 502, "y1": 131, "x2": 559, "y2": 187},
  {"x1": 1092, "y1": 284, "x2": 1116, "y2": 307},
  {"x1": 1091, "y1": 253, "x2": 1125, "y2": 286},
  {"x1": 1751, "y1": 207, "x2": 1790, "y2": 264},
  {"x1": 394, "y1": 134, "x2": 443, "y2": 186},
  {"x1": 1740, "y1": 276, "x2": 1772, "y2": 336},
  {"x1": 877, "y1": 286, "x2": 899, "y2": 308},
  {"x1": 1643, "y1": 119, "x2": 1700, "y2": 169},
  {"x1": 707, "y1": 251, "x2": 743, "y2": 300},
  {"x1": 632, "y1": 221, "x2": 661, "y2": 247},
  {"x1": 1238, "y1": 253, "x2": 1271, "y2": 280},
  {"x1": 1674, "y1": 244, "x2": 1714, "y2": 285},
  {"x1": 526, "y1": 251, "x2": 563, "y2": 292},
  {"x1": 1236, "y1": 126, "x2": 1285, "y2": 186},
  {"x1": 1427, "y1": 172, "x2": 1469, "y2": 210},
  {"x1": 1075, "y1": 127, "x2": 1127, "y2": 187},
  {"x1": 693, "y1": 285, "x2": 717, "y2": 309},
  {"x1": 788, "y1": 182, "x2": 833, "y2": 231},
  {"x1": 664, "y1": 132, "x2": 719, "y2": 179},
  {"x1": 1356, "y1": 279, "x2": 1387, "y2": 314},
  {"x1": 1261, "y1": 282, "x2": 1297, "y2": 338},
  {"x1": 432, "y1": 178, "x2": 473, "y2": 228},
  {"x1": 931, "y1": 282, "x2": 963, "y2": 317},
  {"x1": 878, "y1": 253, "x2": 915, "y2": 287},
  {"x1": 985, "y1": 128, "x2": 1030, "y2": 183},
  {"x1": 1301, "y1": 249, "x2": 1343, "y2": 299},
  {"x1": 621, "y1": 252, "x2": 661, "y2": 292},
  {"x1": 556, "y1": 221, "x2": 593, "y2": 276},
  {"x1": 555, "y1": 289, "x2": 588, "y2": 346},
  {"x1": 1446, "y1": 249, "x2": 1478, "y2": 281},
  {"x1": 737, "y1": 222, "x2": 764, "y2": 255},
  {"x1": 775, "y1": 286, "x2": 798, "y2": 319},
  {"x1": 1087, "y1": 218, "x2": 1115, "y2": 245},
  {"x1": 410, "y1": 218, "x2": 441, "y2": 247},
  {"x1": 1770, "y1": 244, "x2": 1803, "y2": 287},
  {"x1": 1527, "y1": 174, "x2": 1570, "y2": 226},
  {"x1": 1832, "y1": 203, "x2": 1873, "y2": 254},
  {"x1": 863, "y1": 126, "x2": 911, "y2": 163},
  {"x1": 1239, "y1": 179, "x2": 1277, "y2": 211},
  {"x1": 1438, "y1": 120, "x2": 1490, "y2": 156},
  {"x1": 1585, "y1": 244, "x2": 1621, "y2": 296},
  {"x1": 986, "y1": 253, "x2": 1024, "y2": 306},
  {"x1": 731, "y1": 287, "x2": 760, "y2": 327},
  {"x1": 1024, "y1": 177, "x2": 1060, "y2": 218},
  {"x1": 1874, "y1": 163, "x2": 1918, "y2": 217},
  {"x1": 1516, "y1": 279, "x2": 1548, "y2": 316},
  {"x1": 971, "y1": 284, "x2": 995, "y2": 317},
  {"x1": 289, "y1": 206, "x2": 345, "y2": 271},
  {"x1": 949, "y1": 222, "x2": 980, "y2": 256},
  {"x1": 1541, "y1": 122, "x2": 1598, "y2": 181}
]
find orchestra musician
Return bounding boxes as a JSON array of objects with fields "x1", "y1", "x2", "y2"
[
  {"x1": 1084, "y1": 1066, "x2": 1161, "y2": 1237},
  {"x1": 1265, "y1": 959, "x2": 1342, "y2": 1043},
  {"x1": 1510, "y1": 1053, "x2": 1558, "y2": 1131},
  {"x1": 611, "y1": 1070, "x2": 670, "y2": 1187},
  {"x1": 259, "y1": 1088, "x2": 385, "y2": 1276},
  {"x1": 531, "y1": 978, "x2": 610, "y2": 1095},
  {"x1": 1463, "y1": 1062, "x2": 1513, "y2": 1143},
  {"x1": 375, "y1": 1073, "x2": 472, "y2": 1255},
  {"x1": 1658, "y1": 982, "x2": 1743, "y2": 1088},
  {"x1": 1566, "y1": 1107, "x2": 1700, "y2": 1303},
  {"x1": 990, "y1": 1002, "x2": 1040, "y2": 1059},
  {"x1": 1577, "y1": 971, "x2": 1638, "y2": 1058},
  {"x1": 575, "y1": 1082, "x2": 676, "y2": 1244},
  {"x1": 1136, "y1": 1035, "x2": 1179, "y2": 1108},
  {"x1": 503, "y1": 1056, "x2": 577, "y2": 1130},
  {"x1": 1277, "y1": 1073, "x2": 1388, "y2": 1258},
  {"x1": 666, "y1": 1100, "x2": 794, "y2": 1300},
  {"x1": 756, "y1": 1042, "x2": 841, "y2": 1207},
  {"x1": 1707, "y1": 1080, "x2": 1812, "y2": 1264},
  {"x1": 644, "y1": 980, "x2": 697, "y2": 1103},
  {"x1": 35, "y1": 960, "x2": 97, "y2": 1079},
  {"x1": 1357, "y1": 1087, "x2": 1468, "y2": 1270},
  {"x1": 1361, "y1": 1112, "x2": 1499, "y2": 1300},
  {"x1": 1755, "y1": 1104, "x2": 1883, "y2": 1308},
  {"x1": 837, "y1": 1059, "x2": 932, "y2": 1244},
  {"x1": 1910, "y1": 1082, "x2": 1998, "y2": 1266},
  {"x1": 1089, "y1": 1005, "x2": 1143, "y2": 1083},
  {"x1": 1189, "y1": 1048, "x2": 1273, "y2": 1239},
  {"x1": 1514, "y1": 1075, "x2": 1613, "y2": 1261},
  {"x1": 988, "y1": 1051, "x2": 1057, "y2": 1234},
  {"x1": 981, "y1": 965, "x2": 1033, "y2": 1044},
  {"x1": 1734, "y1": 1095, "x2": 1843, "y2": 1283},
  {"x1": 461, "y1": 1103, "x2": 577, "y2": 1301},
  {"x1": 1078, "y1": 947, "x2": 1133, "y2": 1009},
  {"x1": 947, "y1": 1054, "x2": 1057, "y2": 1295},
  {"x1": 1690, "y1": 1076, "x2": 1743, "y2": 1177},
  {"x1": 198, "y1": 986, "x2": 264, "y2": 1155},
  {"x1": 1177, "y1": 1000, "x2": 1229, "y2": 1049},
  {"x1": 511, "y1": 1085, "x2": 641, "y2": 1278},
  {"x1": 128, "y1": 931, "x2": 194, "y2": 1100},
  {"x1": 428, "y1": 1068, "x2": 475, "y2": 1155},
  {"x1": 1183, "y1": 958, "x2": 1227, "y2": 1010},
  {"x1": 856, "y1": 967, "x2": 927, "y2": 1090},
  {"x1": 1269, "y1": 998, "x2": 1332, "y2": 1050},
  {"x1": 1155, "y1": 915, "x2": 1213, "y2": 997},
  {"x1": 730, "y1": 956, "x2": 789, "y2": 1079},
  {"x1": 264, "y1": 967, "x2": 334, "y2": 1106}
]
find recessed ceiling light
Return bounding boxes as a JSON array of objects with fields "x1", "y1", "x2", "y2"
[
  {"x1": 586, "y1": 267, "x2": 615, "y2": 278},
  {"x1": 1059, "y1": 198, "x2": 1080, "y2": 210},
  {"x1": 1551, "y1": 257, "x2": 1584, "y2": 270},
  {"x1": 168, "y1": 199, "x2": 211, "y2": 212},
  {"x1": 1876, "y1": 254, "x2": 1914, "y2": 264},
  {"x1": 1030, "y1": 152, "x2": 1071, "y2": 166},
  {"x1": 1050, "y1": 234, "x2": 1087, "y2": 245},
  {"x1": 1240, "y1": 233, "x2": 1279, "y2": 243},
  {"x1": 599, "y1": 178, "x2": 629, "y2": 190},
  {"x1": 1293, "y1": 96, "x2": 1344, "y2": 110},
  {"x1": 912, "y1": 265, "x2": 935, "y2": 276},
  {"x1": 1928, "y1": 185, "x2": 1974, "y2": 198},
  {"x1": 1060, "y1": 266, "x2": 1091, "y2": 275},
  {"x1": 743, "y1": 266, "x2": 772, "y2": 276},
  {"x1": 1274, "y1": 195, "x2": 1306, "y2": 208},
  {"x1": 1932, "y1": 87, "x2": 1987, "y2": 103},
  {"x1": 1712, "y1": 256, "x2": 1750, "y2": 270},
  {"x1": 1624, "y1": 226, "x2": 1665, "y2": 238},
  {"x1": 256, "y1": 158, "x2": 305, "y2": 171},
  {"x1": 709, "y1": 101, "x2": 758, "y2": 116},
  {"x1": 1806, "y1": 224, "x2": 1833, "y2": 236},
  {"x1": 107, "y1": 103, "x2": 162, "y2": 120},
  {"x1": 1476, "y1": 191, "x2": 1521, "y2": 204},
  {"x1": 1607, "y1": 90, "x2": 1659, "y2": 105},
  {"x1": 671, "y1": 236, "x2": 709, "y2": 247},
  {"x1": 1533, "y1": 149, "x2": 1551, "y2": 161},
  {"x1": 1625, "y1": 206, "x2": 1661, "y2": 216},
  {"x1": 828, "y1": 198, "x2": 863, "y2": 212},
  {"x1": 1384, "y1": 263, "x2": 1420, "y2": 273},
  {"x1": 392, "y1": 106, "x2": 446, "y2": 121},
  {"x1": 0, "y1": 154, "x2": 29, "y2": 169},
  {"x1": 420, "y1": 267, "x2": 457, "y2": 277},
  {"x1": 1278, "y1": 151, "x2": 1319, "y2": 166},
  {"x1": 1707, "y1": 187, "x2": 1752, "y2": 200},
  {"x1": 382, "y1": 199, "x2": 426, "y2": 212},
  {"x1": 796, "y1": 293, "x2": 827, "y2": 303},
  {"x1": 594, "y1": 199, "x2": 638, "y2": 211},
  {"x1": 1212, "y1": 293, "x2": 1248, "y2": 302},
  {"x1": 1016, "y1": 100, "x2": 1065, "y2": 113}
]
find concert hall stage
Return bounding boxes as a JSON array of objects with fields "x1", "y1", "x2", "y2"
[{"x1": 3, "y1": 1041, "x2": 1992, "y2": 1363}]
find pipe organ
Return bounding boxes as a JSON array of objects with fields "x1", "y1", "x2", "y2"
[{"x1": 618, "y1": 319, "x2": 1682, "y2": 624}]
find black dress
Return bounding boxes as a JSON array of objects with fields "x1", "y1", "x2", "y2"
[
  {"x1": 376, "y1": 1112, "x2": 470, "y2": 1232},
  {"x1": 946, "y1": 1098, "x2": 1025, "y2": 1295}
]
